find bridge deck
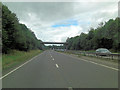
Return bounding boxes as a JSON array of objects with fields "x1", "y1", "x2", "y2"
[{"x1": 41, "y1": 42, "x2": 67, "y2": 44}]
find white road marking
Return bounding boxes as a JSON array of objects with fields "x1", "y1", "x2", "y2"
[
  {"x1": 0, "y1": 54, "x2": 40, "y2": 80},
  {"x1": 55, "y1": 64, "x2": 59, "y2": 68},
  {"x1": 80, "y1": 58, "x2": 119, "y2": 71},
  {"x1": 88, "y1": 61, "x2": 98, "y2": 65},
  {"x1": 68, "y1": 87, "x2": 73, "y2": 90},
  {"x1": 58, "y1": 52, "x2": 119, "y2": 71},
  {"x1": 96, "y1": 63, "x2": 118, "y2": 71},
  {"x1": 52, "y1": 58, "x2": 54, "y2": 60}
]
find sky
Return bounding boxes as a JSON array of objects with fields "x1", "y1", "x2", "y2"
[{"x1": 3, "y1": 0, "x2": 118, "y2": 43}]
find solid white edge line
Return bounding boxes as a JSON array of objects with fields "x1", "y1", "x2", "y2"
[
  {"x1": 58, "y1": 52, "x2": 119, "y2": 71},
  {"x1": 80, "y1": 58, "x2": 119, "y2": 71},
  {"x1": 55, "y1": 64, "x2": 59, "y2": 68},
  {"x1": 0, "y1": 54, "x2": 40, "y2": 80},
  {"x1": 68, "y1": 87, "x2": 73, "y2": 90}
]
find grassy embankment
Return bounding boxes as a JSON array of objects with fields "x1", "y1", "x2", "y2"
[{"x1": 2, "y1": 50, "x2": 43, "y2": 71}]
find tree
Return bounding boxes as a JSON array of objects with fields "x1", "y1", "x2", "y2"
[
  {"x1": 66, "y1": 17, "x2": 120, "y2": 52},
  {"x1": 2, "y1": 3, "x2": 44, "y2": 53}
]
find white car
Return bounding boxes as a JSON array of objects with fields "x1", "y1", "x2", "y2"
[{"x1": 96, "y1": 48, "x2": 111, "y2": 56}]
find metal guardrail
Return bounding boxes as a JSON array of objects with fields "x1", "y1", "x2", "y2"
[{"x1": 62, "y1": 50, "x2": 120, "y2": 60}]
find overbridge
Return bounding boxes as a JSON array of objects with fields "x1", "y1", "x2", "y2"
[
  {"x1": 41, "y1": 42, "x2": 68, "y2": 45},
  {"x1": 41, "y1": 42, "x2": 68, "y2": 50}
]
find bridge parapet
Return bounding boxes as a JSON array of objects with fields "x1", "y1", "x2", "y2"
[{"x1": 41, "y1": 42, "x2": 68, "y2": 44}]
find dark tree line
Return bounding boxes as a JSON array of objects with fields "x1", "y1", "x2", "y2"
[
  {"x1": 47, "y1": 45, "x2": 64, "y2": 49},
  {"x1": 0, "y1": 3, "x2": 2, "y2": 53},
  {"x1": 2, "y1": 3, "x2": 44, "y2": 53},
  {"x1": 66, "y1": 18, "x2": 120, "y2": 52}
]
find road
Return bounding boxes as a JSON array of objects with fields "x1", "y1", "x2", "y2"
[{"x1": 2, "y1": 50, "x2": 118, "y2": 88}]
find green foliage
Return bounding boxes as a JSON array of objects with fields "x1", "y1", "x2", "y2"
[
  {"x1": 2, "y1": 50, "x2": 42, "y2": 70},
  {"x1": 66, "y1": 18, "x2": 120, "y2": 52},
  {"x1": 46, "y1": 45, "x2": 64, "y2": 49},
  {"x1": 2, "y1": 4, "x2": 44, "y2": 53}
]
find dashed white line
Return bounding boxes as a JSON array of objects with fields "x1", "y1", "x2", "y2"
[
  {"x1": 52, "y1": 58, "x2": 54, "y2": 60},
  {"x1": 55, "y1": 64, "x2": 59, "y2": 68}
]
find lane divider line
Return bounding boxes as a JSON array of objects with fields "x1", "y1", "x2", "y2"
[
  {"x1": 52, "y1": 58, "x2": 54, "y2": 60},
  {"x1": 55, "y1": 64, "x2": 59, "y2": 68},
  {"x1": 0, "y1": 54, "x2": 40, "y2": 80}
]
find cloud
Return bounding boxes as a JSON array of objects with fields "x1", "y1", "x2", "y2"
[
  {"x1": 3, "y1": 1, "x2": 118, "y2": 43},
  {"x1": 1, "y1": 0, "x2": 119, "y2": 2},
  {"x1": 36, "y1": 25, "x2": 82, "y2": 42}
]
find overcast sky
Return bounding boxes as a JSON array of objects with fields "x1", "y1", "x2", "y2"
[{"x1": 3, "y1": 1, "x2": 118, "y2": 42}]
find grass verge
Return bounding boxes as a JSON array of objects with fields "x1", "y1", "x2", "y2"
[{"x1": 2, "y1": 50, "x2": 43, "y2": 71}]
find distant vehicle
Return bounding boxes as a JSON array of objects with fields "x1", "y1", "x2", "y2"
[{"x1": 96, "y1": 48, "x2": 111, "y2": 56}]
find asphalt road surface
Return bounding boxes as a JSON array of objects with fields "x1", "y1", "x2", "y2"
[{"x1": 2, "y1": 50, "x2": 118, "y2": 88}]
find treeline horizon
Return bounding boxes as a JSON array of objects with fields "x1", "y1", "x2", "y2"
[
  {"x1": 66, "y1": 17, "x2": 120, "y2": 52},
  {"x1": 1, "y1": 2, "x2": 120, "y2": 53},
  {"x1": 46, "y1": 45, "x2": 64, "y2": 49},
  {"x1": 2, "y1": 3, "x2": 44, "y2": 54}
]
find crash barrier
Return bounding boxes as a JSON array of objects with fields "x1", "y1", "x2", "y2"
[{"x1": 59, "y1": 50, "x2": 120, "y2": 60}]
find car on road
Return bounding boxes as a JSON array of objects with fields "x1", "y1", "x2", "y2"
[{"x1": 96, "y1": 48, "x2": 111, "y2": 56}]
